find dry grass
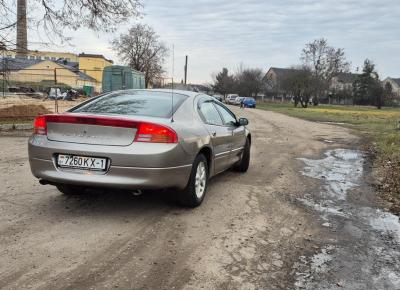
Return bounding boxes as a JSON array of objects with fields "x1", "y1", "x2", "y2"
[{"x1": 0, "y1": 104, "x2": 51, "y2": 118}]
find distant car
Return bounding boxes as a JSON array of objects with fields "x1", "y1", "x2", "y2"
[
  {"x1": 234, "y1": 97, "x2": 245, "y2": 106},
  {"x1": 243, "y1": 97, "x2": 256, "y2": 108},
  {"x1": 225, "y1": 94, "x2": 239, "y2": 104},
  {"x1": 60, "y1": 89, "x2": 74, "y2": 101},
  {"x1": 48, "y1": 88, "x2": 63, "y2": 100},
  {"x1": 28, "y1": 89, "x2": 251, "y2": 208},
  {"x1": 212, "y1": 94, "x2": 223, "y2": 102}
]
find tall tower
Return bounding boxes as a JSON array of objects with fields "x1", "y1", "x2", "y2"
[{"x1": 16, "y1": 0, "x2": 28, "y2": 57}]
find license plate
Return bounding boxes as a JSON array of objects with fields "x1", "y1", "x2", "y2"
[{"x1": 57, "y1": 154, "x2": 107, "y2": 170}]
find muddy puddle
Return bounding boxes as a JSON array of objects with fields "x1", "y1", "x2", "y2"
[{"x1": 294, "y1": 149, "x2": 400, "y2": 289}]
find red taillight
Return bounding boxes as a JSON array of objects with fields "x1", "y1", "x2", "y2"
[
  {"x1": 33, "y1": 116, "x2": 47, "y2": 135},
  {"x1": 44, "y1": 114, "x2": 138, "y2": 128},
  {"x1": 33, "y1": 114, "x2": 178, "y2": 143},
  {"x1": 135, "y1": 123, "x2": 178, "y2": 143}
]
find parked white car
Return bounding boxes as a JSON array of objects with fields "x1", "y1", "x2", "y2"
[
  {"x1": 225, "y1": 94, "x2": 239, "y2": 104},
  {"x1": 234, "y1": 97, "x2": 245, "y2": 105},
  {"x1": 48, "y1": 87, "x2": 62, "y2": 100},
  {"x1": 212, "y1": 94, "x2": 223, "y2": 102}
]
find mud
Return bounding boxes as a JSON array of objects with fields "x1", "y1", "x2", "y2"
[{"x1": 295, "y1": 149, "x2": 400, "y2": 289}]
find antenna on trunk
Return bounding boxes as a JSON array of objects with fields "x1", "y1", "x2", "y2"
[{"x1": 171, "y1": 44, "x2": 175, "y2": 123}]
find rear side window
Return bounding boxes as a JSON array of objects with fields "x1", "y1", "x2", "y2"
[
  {"x1": 199, "y1": 102, "x2": 223, "y2": 125},
  {"x1": 71, "y1": 91, "x2": 188, "y2": 118}
]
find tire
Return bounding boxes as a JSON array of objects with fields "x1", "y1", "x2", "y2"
[
  {"x1": 177, "y1": 154, "x2": 208, "y2": 207},
  {"x1": 234, "y1": 138, "x2": 250, "y2": 172},
  {"x1": 56, "y1": 184, "x2": 86, "y2": 195}
]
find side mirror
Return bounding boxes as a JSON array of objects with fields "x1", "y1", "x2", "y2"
[{"x1": 237, "y1": 118, "x2": 249, "y2": 126}]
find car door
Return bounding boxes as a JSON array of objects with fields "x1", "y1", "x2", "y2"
[
  {"x1": 214, "y1": 102, "x2": 247, "y2": 165},
  {"x1": 198, "y1": 99, "x2": 233, "y2": 174}
]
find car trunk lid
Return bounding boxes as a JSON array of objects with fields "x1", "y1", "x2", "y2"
[{"x1": 46, "y1": 114, "x2": 137, "y2": 146}]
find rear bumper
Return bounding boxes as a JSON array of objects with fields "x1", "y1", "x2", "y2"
[
  {"x1": 28, "y1": 135, "x2": 194, "y2": 190},
  {"x1": 29, "y1": 157, "x2": 192, "y2": 190}
]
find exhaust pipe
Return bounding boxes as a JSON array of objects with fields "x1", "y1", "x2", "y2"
[
  {"x1": 39, "y1": 179, "x2": 49, "y2": 185},
  {"x1": 132, "y1": 189, "x2": 143, "y2": 196}
]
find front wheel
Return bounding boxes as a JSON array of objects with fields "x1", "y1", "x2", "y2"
[
  {"x1": 177, "y1": 154, "x2": 208, "y2": 207},
  {"x1": 234, "y1": 138, "x2": 250, "y2": 172}
]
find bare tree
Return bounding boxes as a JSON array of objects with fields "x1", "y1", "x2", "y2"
[
  {"x1": 111, "y1": 24, "x2": 168, "y2": 87},
  {"x1": 0, "y1": 0, "x2": 142, "y2": 48},
  {"x1": 301, "y1": 38, "x2": 350, "y2": 100},
  {"x1": 214, "y1": 66, "x2": 264, "y2": 99},
  {"x1": 383, "y1": 82, "x2": 395, "y2": 107},
  {"x1": 353, "y1": 59, "x2": 384, "y2": 108},
  {"x1": 212, "y1": 68, "x2": 235, "y2": 97},
  {"x1": 280, "y1": 67, "x2": 318, "y2": 107},
  {"x1": 235, "y1": 68, "x2": 264, "y2": 98}
]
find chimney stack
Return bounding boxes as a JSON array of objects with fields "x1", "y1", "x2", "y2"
[{"x1": 16, "y1": 0, "x2": 28, "y2": 57}]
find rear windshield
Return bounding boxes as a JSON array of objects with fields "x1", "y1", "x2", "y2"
[{"x1": 70, "y1": 91, "x2": 188, "y2": 118}]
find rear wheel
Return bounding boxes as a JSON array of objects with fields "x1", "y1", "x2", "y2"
[
  {"x1": 177, "y1": 154, "x2": 208, "y2": 207},
  {"x1": 234, "y1": 138, "x2": 250, "y2": 172},
  {"x1": 56, "y1": 184, "x2": 86, "y2": 195}
]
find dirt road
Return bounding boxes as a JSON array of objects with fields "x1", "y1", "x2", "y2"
[{"x1": 1, "y1": 107, "x2": 399, "y2": 289}]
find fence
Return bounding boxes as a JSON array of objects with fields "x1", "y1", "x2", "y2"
[
  {"x1": 0, "y1": 66, "x2": 172, "y2": 121},
  {"x1": 0, "y1": 67, "x2": 103, "y2": 97},
  {"x1": 0, "y1": 67, "x2": 171, "y2": 96}
]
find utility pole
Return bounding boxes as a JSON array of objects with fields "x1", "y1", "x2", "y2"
[{"x1": 184, "y1": 55, "x2": 188, "y2": 85}]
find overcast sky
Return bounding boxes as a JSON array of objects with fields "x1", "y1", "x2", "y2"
[{"x1": 30, "y1": 0, "x2": 400, "y2": 83}]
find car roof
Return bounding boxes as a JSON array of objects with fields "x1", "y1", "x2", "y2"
[{"x1": 109, "y1": 88, "x2": 202, "y2": 99}]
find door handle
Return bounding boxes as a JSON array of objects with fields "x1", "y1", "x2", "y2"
[{"x1": 211, "y1": 131, "x2": 216, "y2": 137}]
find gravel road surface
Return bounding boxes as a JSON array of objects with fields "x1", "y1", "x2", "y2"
[{"x1": 1, "y1": 107, "x2": 399, "y2": 289}]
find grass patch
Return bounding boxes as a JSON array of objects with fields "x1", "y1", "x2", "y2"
[{"x1": 258, "y1": 102, "x2": 400, "y2": 213}]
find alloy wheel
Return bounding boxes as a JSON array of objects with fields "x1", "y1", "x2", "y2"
[{"x1": 195, "y1": 161, "x2": 206, "y2": 198}]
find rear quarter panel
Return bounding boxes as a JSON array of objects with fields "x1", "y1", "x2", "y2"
[{"x1": 170, "y1": 95, "x2": 212, "y2": 159}]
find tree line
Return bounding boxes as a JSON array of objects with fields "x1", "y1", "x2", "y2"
[
  {"x1": 212, "y1": 66, "x2": 264, "y2": 99},
  {"x1": 212, "y1": 38, "x2": 397, "y2": 109}
]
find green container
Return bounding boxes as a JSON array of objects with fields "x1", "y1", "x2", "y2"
[
  {"x1": 102, "y1": 65, "x2": 145, "y2": 93},
  {"x1": 83, "y1": 85, "x2": 94, "y2": 96}
]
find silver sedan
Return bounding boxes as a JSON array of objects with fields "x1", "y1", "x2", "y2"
[{"x1": 28, "y1": 89, "x2": 251, "y2": 207}]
